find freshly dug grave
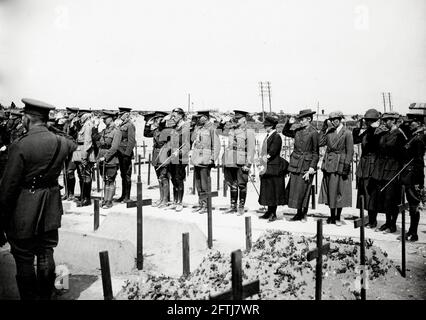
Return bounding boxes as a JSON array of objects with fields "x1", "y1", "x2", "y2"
[{"x1": 118, "y1": 230, "x2": 407, "y2": 300}]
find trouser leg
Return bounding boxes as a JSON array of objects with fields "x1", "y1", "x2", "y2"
[{"x1": 10, "y1": 242, "x2": 38, "y2": 300}]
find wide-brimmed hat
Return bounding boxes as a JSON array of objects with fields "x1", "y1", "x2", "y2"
[
  {"x1": 328, "y1": 111, "x2": 344, "y2": 120},
  {"x1": 381, "y1": 111, "x2": 400, "y2": 120},
  {"x1": 362, "y1": 108, "x2": 380, "y2": 120},
  {"x1": 296, "y1": 108, "x2": 316, "y2": 119},
  {"x1": 263, "y1": 115, "x2": 279, "y2": 127}
]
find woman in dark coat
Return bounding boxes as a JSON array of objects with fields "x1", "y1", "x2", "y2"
[
  {"x1": 318, "y1": 111, "x2": 354, "y2": 226},
  {"x1": 283, "y1": 109, "x2": 319, "y2": 221},
  {"x1": 352, "y1": 108, "x2": 381, "y2": 228},
  {"x1": 258, "y1": 115, "x2": 288, "y2": 222}
]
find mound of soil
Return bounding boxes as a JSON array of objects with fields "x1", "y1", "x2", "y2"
[{"x1": 117, "y1": 230, "x2": 406, "y2": 300}]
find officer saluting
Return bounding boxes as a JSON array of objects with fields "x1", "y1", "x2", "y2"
[
  {"x1": 115, "y1": 107, "x2": 136, "y2": 203},
  {"x1": 222, "y1": 110, "x2": 256, "y2": 215},
  {"x1": 282, "y1": 109, "x2": 319, "y2": 221},
  {"x1": 0, "y1": 98, "x2": 77, "y2": 300},
  {"x1": 143, "y1": 111, "x2": 170, "y2": 207},
  {"x1": 96, "y1": 110, "x2": 122, "y2": 209}
]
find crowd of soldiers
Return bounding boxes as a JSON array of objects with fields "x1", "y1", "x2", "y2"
[{"x1": 0, "y1": 98, "x2": 424, "y2": 300}]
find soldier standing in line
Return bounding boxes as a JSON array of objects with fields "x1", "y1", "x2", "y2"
[
  {"x1": 368, "y1": 112, "x2": 406, "y2": 233},
  {"x1": 115, "y1": 107, "x2": 136, "y2": 203},
  {"x1": 61, "y1": 107, "x2": 80, "y2": 200},
  {"x1": 7, "y1": 109, "x2": 26, "y2": 144},
  {"x1": 167, "y1": 108, "x2": 191, "y2": 212},
  {"x1": 0, "y1": 98, "x2": 77, "y2": 300},
  {"x1": 318, "y1": 111, "x2": 354, "y2": 226},
  {"x1": 191, "y1": 111, "x2": 220, "y2": 214},
  {"x1": 95, "y1": 110, "x2": 122, "y2": 209},
  {"x1": 71, "y1": 109, "x2": 96, "y2": 207},
  {"x1": 143, "y1": 111, "x2": 171, "y2": 208},
  {"x1": 397, "y1": 113, "x2": 425, "y2": 241},
  {"x1": 352, "y1": 108, "x2": 381, "y2": 228},
  {"x1": 221, "y1": 110, "x2": 256, "y2": 215},
  {"x1": 282, "y1": 109, "x2": 319, "y2": 221}
]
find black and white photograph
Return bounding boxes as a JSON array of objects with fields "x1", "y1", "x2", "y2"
[{"x1": 0, "y1": 0, "x2": 425, "y2": 310}]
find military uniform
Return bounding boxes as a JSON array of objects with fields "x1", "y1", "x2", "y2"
[
  {"x1": 282, "y1": 109, "x2": 319, "y2": 220},
  {"x1": 116, "y1": 107, "x2": 136, "y2": 202},
  {"x1": 167, "y1": 109, "x2": 191, "y2": 211},
  {"x1": 399, "y1": 116, "x2": 425, "y2": 241},
  {"x1": 0, "y1": 98, "x2": 77, "y2": 300},
  {"x1": 144, "y1": 111, "x2": 171, "y2": 207},
  {"x1": 71, "y1": 110, "x2": 96, "y2": 207},
  {"x1": 96, "y1": 110, "x2": 122, "y2": 209},
  {"x1": 221, "y1": 110, "x2": 256, "y2": 215},
  {"x1": 0, "y1": 110, "x2": 9, "y2": 181},
  {"x1": 318, "y1": 111, "x2": 354, "y2": 224},
  {"x1": 367, "y1": 112, "x2": 406, "y2": 233},
  {"x1": 61, "y1": 107, "x2": 80, "y2": 200},
  {"x1": 7, "y1": 109, "x2": 26, "y2": 144},
  {"x1": 191, "y1": 111, "x2": 220, "y2": 214},
  {"x1": 352, "y1": 109, "x2": 381, "y2": 227}
]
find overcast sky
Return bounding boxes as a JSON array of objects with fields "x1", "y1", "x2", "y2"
[{"x1": 0, "y1": 0, "x2": 425, "y2": 114}]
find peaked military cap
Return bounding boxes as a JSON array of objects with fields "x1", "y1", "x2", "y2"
[
  {"x1": 79, "y1": 108, "x2": 93, "y2": 114},
  {"x1": 172, "y1": 107, "x2": 185, "y2": 115},
  {"x1": 143, "y1": 111, "x2": 168, "y2": 122},
  {"x1": 66, "y1": 107, "x2": 79, "y2": 113},
  {"x1": 233, "y1": 110, "x2": 249, "y2": 119},
  {"x1": 197, "y1": 110, "x2": 210, "y2": 118},
  {"x1": 381, "y1": 111, "x2": 400, "y2": 120},
  {"x1": 101, "y1": 109, "x2": 118, "y2": 119},
  {"x1": 118, "y1": 107, "x2": 132, "y2": 113},
  {"x1": 10, "y1": 109, "x2": 24, "y2": 117},
  {"x1": 21, "y1": 98, "x2": 55, "y2": 118},
  {"x1": 296, "y1": 108, "x2": 316, "y2": 119}
]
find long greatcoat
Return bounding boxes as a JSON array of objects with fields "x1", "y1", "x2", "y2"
[
  {"x1": 367, "y1": 128, "x2": 407, "y2": 212},
  {"x1": 0, "y1": 125, "x2": 77, "y2": 239},
  {"x1": 282, "y1": 123, "x2": 319, "y2": 209},
  {"x1": 258, "y1": 131, "x2": 287, "y2": 206},
  {"x1": 318, "y1": 125, "x2": 354, "y2": 208},
  {"x1": 352, "y1": 126, "x2": 380, "y2": 209}
]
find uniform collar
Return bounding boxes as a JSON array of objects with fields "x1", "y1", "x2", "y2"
[{"x1": 27, "y1": 124, "x2": 48, "y2": 134}]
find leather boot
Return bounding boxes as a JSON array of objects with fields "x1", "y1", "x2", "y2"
[
  {"x1": 37, "y1": 269, "x2": 56, "y2": 300},
  {"x1": 327, "y1": 208, "x2": 336, "y2": 224},
  {"x1": 367, "y1": 211, "x2": 378, "y2": 228},
  {"x1": 123, "y1": 180, "x2": 132, "y2": 203},
  {"x1": 102, "y1": 186, "x2": 113, "y2": 209},
  {"x1": 74, "y1": 181, "x2": 83, "y2": 202},
  {"x1": 175, "y1": 188, "x2": 184, "y2": 212},
  {"x1": 408, "y1": 207, "x2": 420, "y2": 241},
  {"x1": 301, "y1": 207, "x2": 308, "y2": 222},
  {"x1": 114, "y1": 180, "x2": 125, "y2": 202},
  {"x1": 224, "y1": 187, "x2": 238, "y2": 214},
  {"x1": 152, "y1": 180, "x2": 163, "y2": 207},
  {"x1": 16, "y1": 275, "x2": 38, "y2": 300},
  {"x1": 158, "y1": 180, "x2": 170, "y2": 208},
  {"x1": 77, "y1": 181, "x2": 92, "y2": 207},
  {"x1": 237, "y1": 188, "x2": 246, "y2": 216}
]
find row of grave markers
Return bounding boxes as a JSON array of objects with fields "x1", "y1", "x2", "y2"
[{"x1": 97, "y1": 189, "x2": 409, "y2": 300}]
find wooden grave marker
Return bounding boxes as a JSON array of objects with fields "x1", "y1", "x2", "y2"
[
  {"x1": 199, "y1": 175, "x2": 219, "y2": 249},
  {"x1": 398, "y1": 186, "x2": 409, "y2": 278},
  {"x1": 99, "y1": 251, "x2": 113, "y2": 300},
  {"x1": 307, "y1": 220, "x2": 330, "y2": 300},
  {"x1": 353, "y1": 195, "x2": 369, "y2": 300},
  {"x1": 210, "y1": 250, "x2": 260, "y2": 300}
]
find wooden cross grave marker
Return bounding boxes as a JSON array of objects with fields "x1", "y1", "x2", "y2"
[
  {"x1": 210, "y1": 249, "x2": 260, "y2": 300},
  {"x1": 99, "y1": 251, "x2": 113, "y2": 300},
  {"x1": 140, "y1": 141, "x2": 148, "y2": 159},
  {"x1": 353, "y1": 195, "x2": 369, "y2": 300},
  {"x1": 133, "y1": 154, "x2": 153, "y2": 186},
  {"x1": 199, "y1": 175, "x2": 219, "y2": 249},
  {"x1": 398, "y1": 186, "x2": 409, "y2": 278},
  {"x1": 307, "y1": 219, "x2": 330, "y2": 300},
  {"x1": 126, "y1": 155, "x2": 152, "y2": 270}
]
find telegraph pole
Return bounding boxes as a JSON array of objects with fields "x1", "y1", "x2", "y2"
[
  {"x1": 259, "y1": 82, "x2": 265, "y2": 122},
  {"x1": 188, "y1": 93, "x2": 191, "y2": 113},
  {"x1": 388, "y1": 92, "x2": 392, "y2": 111},
  {"x1": 266, "y1": 81, "x2": 272, "y2": 113},
  {"x1": 382, "y1": 92, "x2": 387, "y2": 113}
]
